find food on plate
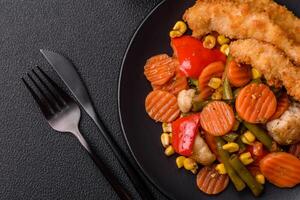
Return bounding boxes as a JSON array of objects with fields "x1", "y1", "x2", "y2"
[
  {"x1": 143, "y1": 0, "x2": 300, "y2": 197},
  {"x1": 144, "y1": 54, "x2": 177, "y2": 86},
  {"x1": 200, "y1": 101, "x2": 235, "y2": 136},
  {"x1": 152, "y1": 75, "x2": 188, "y2": 95},
  {"x1": 227, "y1": 60, "x2": 251, "y2": 87},
  {"x1": 235, "y1": 83, "x2": 277, "y2": 123},
  {"x1": 233, "y1": 0, "x2": 300, "y2": 43},
  {"x1": 196, "y1": 165, "x2": 229, "y2": 194},
  {"x1": 183, "y1": 0, "x2": 300, "y2": 65},
  {"x1": 145, "y1": 90, "x2": 180, "y2": 122},
  {"x1": 198, "y1": 61, "x2": 225, "y2": 99},
  {"x1": 190, "y1": 134, "x2": 216, "y2": 165},
  {"x1": 259, "y1": 152, "x2": 300, "y2": 187},
  {"x1": 266, "y1": 103, "x2": 300, "y2": 145},
  {"x1": 230, "y1": 39, "x2": 300, "y2": 101}
]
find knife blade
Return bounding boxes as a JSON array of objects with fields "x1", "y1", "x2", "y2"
[{"x1": 40, "y1": 49, "x2": 153, "y2": 200}]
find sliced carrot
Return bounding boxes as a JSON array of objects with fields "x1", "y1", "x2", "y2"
[
  {"x1": 145, "y1": 90, "x2": 180, "y2": 123},
  {"x1": 289, "y1": 143, "x2": 300, "y2": 159},
  {"x1": 152, "y1": 76, "x2": 188, "y2": 95},
  {"x1": 198, "y1": 61, "x2": 225, "y2": 99},
  {"x1": 235, "y1": 83, "x2": 277, "y2": 123},
  {"x1": 259, "y1": 152, "x2": 300, "y2": 188},
  {"x1": 227, "y1": 61, "x2": 251, "y2": 87},
  {"x1": 144, "y1": 54, "x2": 177, "y2": 86},
  {"x1": 196, "y1": 165, "x2": 229, "y2": 195},
  {"x1": 269, "y1": 93, "x2": 289, "y2": 121},
  {"x1": 200, "y1": 101, "x2": 235, "y2": 136}
]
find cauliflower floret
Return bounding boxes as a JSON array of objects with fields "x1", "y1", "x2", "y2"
[
  {"x1": 190, "y1": 134, "x2": 216, "y2": 165},
  {"x1": 267, "y1": 103, "x2": 300, "y2": 145},
  {"x1": 177, "y1": 89, "x2": 196, "y2": 113}
]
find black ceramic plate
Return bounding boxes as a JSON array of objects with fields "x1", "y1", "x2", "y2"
[{"x1": 118, "y1": 0, "x2": 300, "y2": 199}]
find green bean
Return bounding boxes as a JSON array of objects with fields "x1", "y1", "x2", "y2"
[
  {"x1": 243, "y1": 122, "x2": 273, "y2": 151},
  {"x1": 229, "y1": 154, "x2": 264, "y2": 197},
  {"x1": 223, "y1": 133, "x2": 239, "y2": 142},
  {"x1": 188, "y1": 78, "x2": 199, "y2": 90},
  {"x1": 223, "y1": 77, "x2": 233, "y2": 100},
  {"x1": 192, "y1": 100, "x2": 210, "y2": 112},
  {"x1": 236, "y1": 136, "x2": 247, "y2": 152},
  {"x1": 216, "y1": 137, "x2": 246, "y2": 191}
]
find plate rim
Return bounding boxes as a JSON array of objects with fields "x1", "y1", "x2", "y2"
[{"x1": 117, "y1": 0, "x2": 173, "y2": 199}]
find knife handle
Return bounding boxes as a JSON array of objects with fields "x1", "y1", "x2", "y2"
[
  {"x1": 91, "y1": 113, "x2": 153, "y2": 200},
  {"x1": 73, "y1": 127, "x2": 132, "y2": 200}
]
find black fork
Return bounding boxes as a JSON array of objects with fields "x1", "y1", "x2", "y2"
[{"x1": 22, "y1": 66, "x2": 131, "y2": 200}]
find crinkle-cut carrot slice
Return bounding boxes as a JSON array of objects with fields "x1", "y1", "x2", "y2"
[
  {"x1": 200, "y1": 101, "x2": 235, "y2": 136},
  {"x1": 145, "y1": 90, "x2": 180, "y2": 123},
  {"x1": 236, "y1": 83, "x2": 277, "y2": 123},
  {"x1": 260, "y1": 152, "x2": 300, "y2": 188},
  {"x1": 144, "y1": 54, "x2": 177, "y2": 86},
  {"x1": 152, "y1": 76, "x2": 188, "y2": 96},
  {"x1": 269, "y1": 93, "x2": 289, "y2": 121},
  {"x1": 198, "y1": 61, "x2": 225, "y2": 99},
  {"x1": 196, "y1": 165, "x2": 229, "y2": 195},
  {"x1": 227, "y1": 61, "x2": 251, "y2": 87}
]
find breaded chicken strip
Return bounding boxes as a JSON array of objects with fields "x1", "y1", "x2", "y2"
[
  {"x1": 230, "y1": 39, "x2": 300, "y2": 101},
  {"x1": 183, "y1": 0, "x2": 300, "y2": 65},
  {"x1": 234, "y1": 0, "x2": 300, "y2": 43}
]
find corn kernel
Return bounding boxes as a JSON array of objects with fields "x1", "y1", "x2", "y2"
[
  {"x1": 222, "y1": 142, "x2": 239, "y2": 153},
  {"x1": 173, "y1": 21, "x2": 187, "y2": 33},
  {"x1": 183, "y1": 158, "x2": 198, "y2": 171},
  {"x1": 162, "y1": 122, "x2": 172, "y2": 132},
  {"x1": 190, "y1": 168, "x2": 198, "y2": 174},
  {"x1": 212, "y1": 91, "x2": 223, "y2": 100},
  {"x1": 239, "y1": 152, "x2": 254, "y2": 165},
  {"x1": 220, "y1": 44, "x2": 230, "y2": 56},
  {"x1": 169, "y1": 21, "x2": 187, "y2": 38},
  {"x1": 252, "y1": 68, "x2": 262, "y2": 79},
  {"x1": 217, "y1": 35, "x2": 230, "y2": 45},
  {"x1": 169, "y1": 30, "x2": 182, "y2": 38},
  {"x1": 203, "y1": 35, "x2": 216, "y2": 49},
  {"x1": 215, "y1": 163, "x2": 227, "y2": 174},
  {"x1": 176, "y1": 156, "x2": 186, "y2": 168},
  {"x1": 208, "y1": 77, "x2": 222, "y2": 89},
  {"x1": 161, "y1": 133, "x2": 170, "y2": 148},
  {"x1": 255, "y1": 174, "x2": 265, "y2": 184},
  {"x1": 244, "y1": 131, "x2": 256, "y2": 143},
  {"x1": 164, "y1": 145, "x2": 175, "y2": 156}
]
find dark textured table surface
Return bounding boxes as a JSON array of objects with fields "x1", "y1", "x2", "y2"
[{"x1": 0, "y1": 0, "x2": 166, "y2": 199}]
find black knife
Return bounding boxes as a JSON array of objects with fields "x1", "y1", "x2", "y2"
[{"x1": 40, "y1": 49, "x2": 153, "y2": 200}]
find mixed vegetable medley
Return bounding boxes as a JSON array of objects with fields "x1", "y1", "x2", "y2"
[{"x1": 143, "y1": 20, "x2": 300, "y2": 196}]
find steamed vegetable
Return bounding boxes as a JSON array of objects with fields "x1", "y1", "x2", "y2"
[
  {"x1": 190, "y1": 134, "x2": 216, "y2": 165},
  {"x1": 229, "y1": 154, "x2": 264, "y2": 196},
  {"x1": 171, "y1": 114, "x2": 200, "y2": 156},
  {"x1": 145, "y1": 90, "x2": 180, "y2": 122},
  {"x1": 236, "y1": 83, "x2": 277, "y2": 123},
  {"x1": 200, "y1": 101, "x2": 235, "y2": 136},
  {"x1": 216, "y1": 137, "x2": 246, "y2": 191},
  {"x1": 196, "y1": 165, "x2": 229, "y2": 195},
  {"x1": 171, "y1": 36, "x2": 226, "y2": 78},
  {"x1": 260, "y1": 152, "x2": 300, "y2": 188}
]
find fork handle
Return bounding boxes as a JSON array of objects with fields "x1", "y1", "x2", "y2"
[{"x1": 72, "y1": 128, "x2": 131, "y2": 200}]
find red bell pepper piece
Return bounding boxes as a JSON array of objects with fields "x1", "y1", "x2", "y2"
[
  {"x1": 171, "y1": 36, "x2": 226, "y2": 79},
  {"x1": 172, "y1": 114, "x2": 200, "y2": 156},
  {"x1": 246, "y1": 141, "x2": 269, "y2": 166}
]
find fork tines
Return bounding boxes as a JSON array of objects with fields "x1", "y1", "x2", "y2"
[{"x1": 22, "y1": 66, "x2": 70, "y2": 118}]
